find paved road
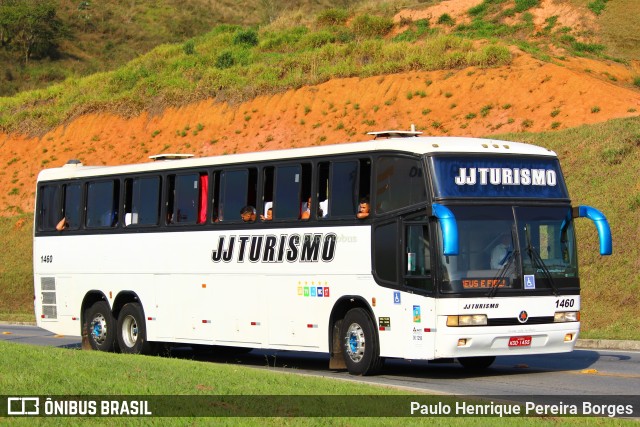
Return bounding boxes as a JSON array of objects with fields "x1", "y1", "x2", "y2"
[{"x1": 2, "y1": 324, "x2": 639, "y2": 409}]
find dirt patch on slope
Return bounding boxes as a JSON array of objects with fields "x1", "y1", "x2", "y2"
[
  {"x1": 0, "y1": 50, "x2": 638, "y2": 215},
  {"x1": 394, "y1": 0, "x2": 481, "y2": 28},
  {"x1": 504, "y1": 0, "x2": 599, "y2": 36},
  {"x1": 394, "y1": 0, "x2": 599, "y2": 42}
]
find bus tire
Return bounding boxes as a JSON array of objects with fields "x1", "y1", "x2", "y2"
[
  {"x1": 341, "y1": 308, "x2": 383, "y2": 376},
  {"x1": 458, "y1": 356, "x2": 496, "y2": 370},
  {"x1": 84, "y1": 300, "x2": 117, "y2": 352},
  {"x1": 116, "y1": 302, "x2": 154, "y2": 355}
]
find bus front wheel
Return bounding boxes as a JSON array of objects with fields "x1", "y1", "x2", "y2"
[
  {"x1": 340, "y1": 308, "x2": 383, "y2": 376},
  {"x1": 116, "y1": 303, "x2": 154, "y2": 355},
  {"x1": 84, "y1": 301, "x2": 116, "y2": 352}
]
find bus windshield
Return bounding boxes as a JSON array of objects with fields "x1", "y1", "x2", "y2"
[{"x1": 438, "y1": 205, "x2": 578, "y2": 295}]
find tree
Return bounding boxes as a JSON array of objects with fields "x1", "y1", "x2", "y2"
[{"x1": 0, "y1": 0, "x2": 64, "y2": 64}]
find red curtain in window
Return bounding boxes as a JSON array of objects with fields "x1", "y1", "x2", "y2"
[{"x1": 198, "y1": 174, "x2": 208, "y2": 224}]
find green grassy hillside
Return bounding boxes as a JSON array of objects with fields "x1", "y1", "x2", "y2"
[
  {"x1": 2, "y1": 0, "x2": 639, "y2": 136},
  {"x1": 0, "y1": 0, "x2": 346, "y2": 96}
]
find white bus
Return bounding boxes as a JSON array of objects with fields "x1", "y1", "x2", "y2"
[{"x1": 33, "y1": 132, "x2": 612, "y2": 375}]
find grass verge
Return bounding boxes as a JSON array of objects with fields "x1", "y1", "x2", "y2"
[{"x1": 0, "y1": 341, "x2": 634, "y2": 425}]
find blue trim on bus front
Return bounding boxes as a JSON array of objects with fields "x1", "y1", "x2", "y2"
[
  {"x1": 577, "y1": 205, "x2": 612, "y2": 255},
  {"x1": 432, "y1": 203, "x2": 459, "y2": 256}
]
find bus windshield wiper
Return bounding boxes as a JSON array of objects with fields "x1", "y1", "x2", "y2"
[
  {"x1": 525, "y1": 227, "x2": 559, "y2": 296},
  {"x1": 487, "y1": 247, "x2": 517, "y2": 298}
]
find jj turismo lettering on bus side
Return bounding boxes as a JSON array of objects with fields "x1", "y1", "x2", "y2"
[{"x1": 211, "y1": 233, "x2": 337, "y2": 263}]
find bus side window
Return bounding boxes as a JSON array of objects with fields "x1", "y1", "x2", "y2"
[
  {"x1": 211, "y1": 171, "x2": 220, "y2": 222},
  {"x1": 316, "y1": 160, "x2": 359, "y2": 219},
  {"x1": 86, "y1": 180, "x2": 118, "y2": 228},
  {"x1": 331, "y1": 161, "x2": 358, "y2": 217},
  {"x1": 262, "y1": 166, "x2": 274, "y2": 220},
  {"x1": 166, "y1": 172, "x2": 207, "y2": 225},
  {"x1": 404, "y1": 223, "x2": 433, "y2": 292},
  {"x1": 373, "y1": 220, "x2": 398, "y2": 284},
  {"x1": 299, "y1": 163, "x2": 312, "y2": 220},
  {"x1": 124, "y1": 176, "x2": 161, "y2": 226},
  {"x1": 375, "y1": 156, "x2": 426, "y2": 214},
  {"x1": 358, "y1": 158, "x2": 371, "y2": 219},
  {"x1": 38, "y1": 184, "x2": 62, "y2": 231},
  {"x1": 219, "y1": 168, "x2": 257, "y2": 222},
  {"x1": 63, "y1": 183, "x2": 82, "y2": 230},
  {"x1": 317, "y1": 159, "x2": 369, "y2": 219},
  {"x1": 316, "y1": 162, "x2": 330, "y2": 218},
  {"x1": 274, "y1": 164, "x2": 308, "y2": 220}
]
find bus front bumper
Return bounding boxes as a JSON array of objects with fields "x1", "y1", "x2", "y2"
[{"x1": 434, "y1": 322, "x2": 580, "y2": 358}]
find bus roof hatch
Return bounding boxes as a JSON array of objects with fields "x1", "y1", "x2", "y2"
[
  {"x1": 367, "y1": 130, "x2": 423, "y2": 139},
  {"x1": 367, "y1": 124, "x2": 422, "y2": 139},
  {"x1": 149, "y1": 154, "x2": 194, "y2": 161}
]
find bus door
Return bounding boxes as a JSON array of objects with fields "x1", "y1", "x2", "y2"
[
  {"x1": 402, "y1": 218, "x2": 437, "y2": 359},
  {"x1": 373, "y1": 214, "x2": 437, "y2": 359}
]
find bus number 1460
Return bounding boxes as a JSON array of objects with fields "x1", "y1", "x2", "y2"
[{"x1": 555, "y1": 298, "x2": 575, "y2": 308}]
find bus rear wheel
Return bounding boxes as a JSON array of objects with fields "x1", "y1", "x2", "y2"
[
  {"x1": 117, "y1": 303, "x2": 154, "y2": 355},
  {"x1": 84, "y1": 301, "x2": 116, "y2": 352},
  {"x1": 458, "y1": 356, "x2": 496, "y2": 370},
  {"x1": 340, "y1": 308, "x2": 383, "y2": 376}
]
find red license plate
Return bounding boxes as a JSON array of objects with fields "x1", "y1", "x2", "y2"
[{"x1": 508, "y1": 336, "x2": 532, "y2": 347}]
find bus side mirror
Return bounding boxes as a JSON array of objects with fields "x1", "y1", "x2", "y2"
[
  {"x1": 432, "y1": 203, "x2": 459, "y2": 256},
  {"x1": 572, "y1": 205, "x2": 612, "y2": 255}
]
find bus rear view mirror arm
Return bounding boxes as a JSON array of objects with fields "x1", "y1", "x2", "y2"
[
  {"x1": 432, "y1": 203, "x2": 459, "y2": 256},
  {"x1": 573, "y1": 205, "x2": 612, "y2": 256}
]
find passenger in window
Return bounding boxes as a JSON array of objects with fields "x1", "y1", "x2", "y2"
[
  {"x1": 301, "y1": 197, "x2": 312, "y2": 220},
  {"x1": 56, "y1": 217, "x2": 67, "y2": 231},
  {"x1": 240, "y1": 205, "x2": 256, "y2": 223},
  {"x1": 260, "y1": 207, "x2": 273, "y2": 221},
  {"x1": 318, "y1": 199, "x2": 328, "y2": 218},
  {"x1": 357, "y1": 197, "x2": 370, "y2": 219}
]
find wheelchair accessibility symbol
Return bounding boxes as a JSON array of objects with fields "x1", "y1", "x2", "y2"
[
  {"x1": 524, "y1": 275, "x2": 536, "y2": 290},
  {"x1": 393, "y1": 291, "x2": 401, "y2": 304}
]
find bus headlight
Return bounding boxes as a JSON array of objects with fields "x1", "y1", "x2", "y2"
[
  {"x1": 447, "y1": 314, "x2": 487, "y2": 327},
  {"x1": 554, "y1": 311, "x2": 580, "y2": 322}
]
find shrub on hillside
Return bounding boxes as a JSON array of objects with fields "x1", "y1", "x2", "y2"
[
  {"x1": 233, "y1": 29, "x2": 259, "y2": 46},
  {"x1": 351, "y1": 14, "x2": 394, "y2": 39},
  {"x1": 183, "y1": 40, "x2": 195, "y2": 55},
  {"x1": 514, "y1": 0, "x2": 539, "y2": 13},
  {"x1": 215, "y1": 51, "x2": 235, "y2": 69},
  {"x1": 259, "y1": 26, "x2": 308, "y2": 52},
  {"x1": 437, "y1": 14, "x2": 455, "y2": 27},
  {"x1": 300, "y1": 31, "x2": 336, "y2": 49},
  {"x1": 316, "y1": 8, "x2": 349, "y2": 27}
]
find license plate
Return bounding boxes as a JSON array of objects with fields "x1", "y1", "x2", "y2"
[{"x1": 508, "y1": 336, "x2": 532, "y2": 347}]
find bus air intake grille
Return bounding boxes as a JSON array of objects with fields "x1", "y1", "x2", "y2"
[
  {"x1": 41, "y1": 277, "x2": 56, "y2": 291},
  {"x1": 42, "y1": 292, "x2": 56, "y2": 305},
  {"x1": 40, "y1": 277, "x2": 57, "y2": 319},
  {"x1": 42, "y1": 305, "x2": 57, "y2": 319},
  {"x1": 488, "y1": 316, "x2": 555, "y2": 326}
]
